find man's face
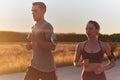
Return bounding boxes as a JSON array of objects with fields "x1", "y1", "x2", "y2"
[{"x1": 32, "y1": 5, "x2": 44, "y2": 21}]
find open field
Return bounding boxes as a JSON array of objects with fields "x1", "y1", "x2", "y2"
[{"x1": 0, "y1": 42, "x2": 120, "y2": 75}]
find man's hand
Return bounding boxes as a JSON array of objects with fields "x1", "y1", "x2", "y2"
[
  {"x1": 26, "y1": 42, "x2": 32, "y2": 50},
  {"x1": 27, "y1": 33, "x2": 36, "y2": 42}
]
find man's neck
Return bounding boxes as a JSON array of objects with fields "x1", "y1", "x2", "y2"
[
  {"x1": 36, "y1": 20, "x2": 44, "y2": 24},
  {"x1": 36, "y1": 18, "x2": 45, "y2": 24}
]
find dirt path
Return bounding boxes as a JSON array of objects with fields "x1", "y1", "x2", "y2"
[{"x1": 0, "y1": 60, "x2": 120, "y2": 80}]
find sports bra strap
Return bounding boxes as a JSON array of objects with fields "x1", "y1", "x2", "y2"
[
  {"x1": 98, "y1": 41, "x2": 103, "y2": 50},
  {"x1": 83, "y1": 41, "x2": 87, "y2": 51},
  {"x1": 83, "y1": 40, "x2": 103, "y2": 51}
]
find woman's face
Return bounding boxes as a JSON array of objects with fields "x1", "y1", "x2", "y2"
[{"x1": 86, "y1": 23, "x2": 99, "y2": 38}]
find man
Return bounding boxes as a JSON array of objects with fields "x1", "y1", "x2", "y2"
[{"x1": 24, "y1": 2, "x2": 57, "y2": 80}]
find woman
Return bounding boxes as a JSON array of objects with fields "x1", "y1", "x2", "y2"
[{"x1": 73, "y1": 20, "x2": 116, "y2": 80}]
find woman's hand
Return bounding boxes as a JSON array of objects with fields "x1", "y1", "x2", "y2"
[
  {"x1": 83, "y1": 59, "x2": 90, "y2": 68},
  {"x1": 73, "y1": 61, "x2": 83, "y2": 67},
  {"x1": 94, "y1": 67, "x2": 104, "y2": 75}
]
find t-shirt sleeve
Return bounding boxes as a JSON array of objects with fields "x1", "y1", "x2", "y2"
[{"x1": 44, "y1": 23, "x2": 57, "y2": 44}]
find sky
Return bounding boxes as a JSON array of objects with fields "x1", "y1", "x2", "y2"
[{"x1": 0, "y1": 0, "x2": 120, "y2": 34}]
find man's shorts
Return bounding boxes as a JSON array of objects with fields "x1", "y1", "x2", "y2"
[{"x1": 24, "y1": 66, "x2": 57, "y2": 80}]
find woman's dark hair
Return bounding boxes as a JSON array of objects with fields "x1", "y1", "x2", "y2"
[{"x1": 88, "y1": 20, "x2": 100, "y2": 30}]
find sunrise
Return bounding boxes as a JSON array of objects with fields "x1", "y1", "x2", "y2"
[{"x1": 0, "y1": 0, "x2": 120, "y2": 80}]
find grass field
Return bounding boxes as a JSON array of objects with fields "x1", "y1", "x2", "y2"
[{"x1": 0, "y1": 42, "x2": 120, "y2": 75}]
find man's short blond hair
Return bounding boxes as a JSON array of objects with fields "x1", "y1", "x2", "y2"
[{"x1": 32, "y1": 2, "x2": 46, "y2": 12}]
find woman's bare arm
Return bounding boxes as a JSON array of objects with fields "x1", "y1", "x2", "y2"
[
  {"x1": 102, "y1": 43, "x2": 116, "y2": 71},
  {"x1": 73, "y1": 43, "x2": 83, "y2": 67},
  {"x1": 94, "y1": 42, "x2": 116, "y2": 74}
]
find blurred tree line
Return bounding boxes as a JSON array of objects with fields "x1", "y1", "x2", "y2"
[
  {"x1": 56, "y1": 33, "x2": 120, "y2": 42},
  {"x1": 0, "y1": 31, "x2": 27, "y2": 42},
  {"x1": 0, "y1": 31, "x2": 120, "y2": 42}
]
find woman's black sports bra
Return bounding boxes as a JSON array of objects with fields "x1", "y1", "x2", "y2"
[{"x1": 81, "y1": 41, "x2": 104, "y2": 63}]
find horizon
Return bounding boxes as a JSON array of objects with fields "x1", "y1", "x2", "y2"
[
  {"x1": 0, "y1": 0, "x2": 120, "y2": 34},
  {"x1": 0, "y1": 30, "x2": 120, "y2": 35}
]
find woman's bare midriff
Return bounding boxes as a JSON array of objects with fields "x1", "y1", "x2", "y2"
[{"x1": 84, "y1": 63, "x2": 102, "y2": 72}]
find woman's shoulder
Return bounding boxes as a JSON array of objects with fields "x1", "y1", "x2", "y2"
[
  {"x1": 77, "y1": 41, "x2": 87, "y2": 49},
  {"x1": 78, "y1": 41, "x2": 86, "y2": 45},
  {"x1": 99, "y1": 41, "x2": 110, "y2": 49},
  {"x1": 99, "y1": 41, "x2": 109, "y2": 45}
]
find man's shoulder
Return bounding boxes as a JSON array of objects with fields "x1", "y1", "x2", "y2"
[{"x1": 44, "y1": 21, "x2": 53, "y2": 29}]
